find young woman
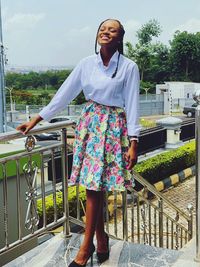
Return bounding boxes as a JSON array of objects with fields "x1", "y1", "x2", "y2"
[{"x1": 17, "y1": 19, "x2": 140, "y2": 266}]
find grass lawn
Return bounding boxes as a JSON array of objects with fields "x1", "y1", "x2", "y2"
[
  {"x1": 0, "y1": 150, "x2": 41, "y2": 179},
  {"x1": 26, "y1": 89, "x2": 56, "y2": 96},
  {"x1": 140, "y1": 118, "x2": 156, "y2": 128}
]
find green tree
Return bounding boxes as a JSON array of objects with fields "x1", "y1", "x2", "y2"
[
  {"x1": 5, "y1": 69, "x2": 72, "y2": 91},
  {"x1": 169, "y1": 31, "x2": 200, "y2": 80},
  {"x1": 13, "y1": 90, "x2": 34, "y2": 105},
  {"x1": 140, "y1": 81, "x2": 156, "y2": 94},
  {"x1": 146, "y1": 43, "x2": 170, "y2": 83},
  {"x1": 39, "y1": 91, "x2": 51, "y2": 105},
  {"x1": 125, "y1": 19, "x2": 162, "y2": 82},
  {"x1": 126, "y1": 42, "x2": 151, "y2": 81},
  {"x1": 136, "y1": 19, "x2": 162, "y2": 45}
]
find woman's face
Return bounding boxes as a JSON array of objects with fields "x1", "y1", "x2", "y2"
[{"x1": 97, "y1": 20, "x2": 121, "y2": 49}]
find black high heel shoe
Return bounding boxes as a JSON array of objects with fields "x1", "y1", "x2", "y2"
[
  {"x1": 96, "y1": 233, "x2": 109, "y2": 264},
  {"x1": 68, "y1": 244, "x2": 95, "y2": 267}
]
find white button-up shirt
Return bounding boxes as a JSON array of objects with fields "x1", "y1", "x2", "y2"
[{"x1": 39, "y1": 51, "x2": 140, "y2": 136}]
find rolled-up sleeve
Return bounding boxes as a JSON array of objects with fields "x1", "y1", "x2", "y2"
[
  {"x1": 39, "y1": 59, "x2": 83, "y2": 121},
  {"x1": 124, "y1": 63, "x2": 141, "y2": 136}
]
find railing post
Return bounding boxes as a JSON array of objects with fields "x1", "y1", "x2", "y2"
[
  {"x1": 61, "y1": 128, "x2": 70, "y2": 237},
  {"x1": 194, "y1": 90, "x2": 200, "y2": 262},
  {"x1": 158, "y1": 198, "x2": 164, "y2": 248},
  {"x1": 76, "y1": 184, "x2": 81, "y2": 220},
  {"x1": 122, "y1": 190, "x2": 128, "y2": 241},
  {"x1": 187, "y1": 204, "x2": 193, "y2": 241}
]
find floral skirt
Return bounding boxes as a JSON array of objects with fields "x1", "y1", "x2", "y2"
[{"x1": 69, "y1": 100, "x2": 134, "y2": 191}]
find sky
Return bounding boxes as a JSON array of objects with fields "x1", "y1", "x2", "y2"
[{"x1": 1, "y1": 0, "x2": 200, "y2": 67}]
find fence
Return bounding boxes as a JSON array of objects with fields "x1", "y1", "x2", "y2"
[
  {"x1": 0, "y1": 120, "x2": 194, "y2": 265},
  {"x1": 0, "y1": 121, "x2": 73, "y2": 265},
  {"x1": 6, "y1": 94, "x2": 164, "y2": 123}
]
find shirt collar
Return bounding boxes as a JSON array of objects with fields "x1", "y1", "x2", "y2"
[{"x1": 97, "y1": 50, "x2": 119, "y2": 66}]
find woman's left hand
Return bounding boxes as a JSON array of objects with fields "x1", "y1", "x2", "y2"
[{"x1": 124, "y1": 141, "x2": 138, "y2": 170}]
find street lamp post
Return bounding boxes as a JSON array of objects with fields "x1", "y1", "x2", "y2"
[
  {"x1": 193, "y1": 90, "x2": 200, "y2": 262},
  {"x1": 143, "y1": 87, "x2": 150, "y2": 101},
  {"x1": 0, "y1": 0, "x2": 6, "y2": 132}
]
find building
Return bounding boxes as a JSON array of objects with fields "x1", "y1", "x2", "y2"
[{"x1": 156, "y1": 81, "x2": 200, "y2": 114}]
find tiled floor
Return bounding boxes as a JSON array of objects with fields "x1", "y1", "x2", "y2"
[{"x1": 5, "y1": 233, "x2": 181, "y2": 267}]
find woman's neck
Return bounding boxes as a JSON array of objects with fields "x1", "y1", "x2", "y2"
[{"x1": 100, "y1": 47, "x2": 117, "y2": 66}]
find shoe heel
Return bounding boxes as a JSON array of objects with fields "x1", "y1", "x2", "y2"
[{"x1": 90, "y1": 253, "x2": 93, "y2": 266}]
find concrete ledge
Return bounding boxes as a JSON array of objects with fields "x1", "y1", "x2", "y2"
[
  {"x1": 172, "y1": 237, "x2": 200, "y2": 266},
  {"x1": 154, "y1": 165, "x2": 195, "y2": 192}
]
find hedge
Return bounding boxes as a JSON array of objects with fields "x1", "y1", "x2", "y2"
[
  {"x1": 37, "y1": 185, "x2": 86, "y2": 227},
  {"x1": 36, "y1": 141, "x2": 195, "y2": 224},
  {"x1": 134, "y1": 141, "x2": 195, "y2": 187}
]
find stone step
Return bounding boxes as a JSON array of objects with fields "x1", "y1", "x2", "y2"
[
  {"x1": 4, "y1": 233, "x2": 181, "y2": 267},
  {"x1": 171, "y1": 238, "x2": 200, "y2": 267}
]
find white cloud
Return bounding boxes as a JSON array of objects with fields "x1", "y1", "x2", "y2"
[
  {"x1": 4, "y1": 13, "x2": 46, "y2": 32},
  {"x1": 62, "y1": 25, "x2": 94, "y2": 63},
  {"x1": 67, "y1": 26, "x2": 92, "y2": 38},
  {"x1": 172, "y1": 18, "x2": 200, "y2": 34},
  {"x1": 124, "y1": 20, "x2": 140, "y2": 33},
  {"x1": 2, "y1": 13, "x2": 46, "y2": 65}
]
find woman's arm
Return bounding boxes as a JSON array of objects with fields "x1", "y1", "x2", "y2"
[
  {"x1": 125, "y1": 139, "x2": 138, "y2": 170},
  {"x1": 16, "y1": 114, "x2": 43, "y2": 134},
  {"x1": 124, "y1": 62, "x2": 140, "y2": 137},
  {"x1": 124, "y1": 62, "x2": 140, "y2": 170},
  {"x1": 39, "y1": 59, "x2": 84, "y2": 121}
]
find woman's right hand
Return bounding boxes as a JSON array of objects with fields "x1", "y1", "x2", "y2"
[{"x1": 16, "y1": 115, "x2": 43, "y2": 135}]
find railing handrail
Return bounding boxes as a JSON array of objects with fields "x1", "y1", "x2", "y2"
[
  {"x1": 0, "y1": 120, "x2": 76, "y2": 142},
  {"x1": 131, "y1": 169, "x2": 191, "y2": 221}
]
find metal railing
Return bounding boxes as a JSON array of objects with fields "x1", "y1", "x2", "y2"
[
  {"x1": 195, "y1": 97, "x2": 200, "y2": 261},
  {"x1": 0, "y1": 121, "x2": 75, "y2": 263},
  {"x1": 0, "y1": 120, "x2": 194, "y2": 265},
  {"x1": 68, "y1": 170, "x2": 193, "y2": 250},
  {"x1": 97, "y1": 169, "x2": 193, "y2": 250}
]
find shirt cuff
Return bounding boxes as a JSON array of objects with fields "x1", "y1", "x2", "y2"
[
  {"x1": 127, "y1": 125, "x2": 141, "y2": 136},
  {"x1": 38, "y1": 109, "x2": 52, "y2": 122}
]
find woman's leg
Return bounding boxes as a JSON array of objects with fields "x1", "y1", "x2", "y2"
[
  {"x1": 74, "y1": 189, "x2": 101, "y2": 264},
  {"x1": 95, "y1": 191, "x2": 108, "y2": 253}
]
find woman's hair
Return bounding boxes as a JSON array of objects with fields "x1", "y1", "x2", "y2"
[{"x1": 95, "y1": 19, "x2": 125, "y2": 78}]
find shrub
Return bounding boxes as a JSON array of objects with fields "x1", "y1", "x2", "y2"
[
  {"x1": 134, "y1": 141, "x2": 195, "y2": 186},
  {"x1": 37, "y1": 185, "x2": 86, "y2": 227}
]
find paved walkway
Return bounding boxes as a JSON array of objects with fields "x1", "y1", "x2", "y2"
[
  {"x1": 161, "y1": 175, "x2": 195, "y2": 215},
  {"x1": 172, "y1": 237, "x2": 200, "y2": 267},
  {"x1": 107, "y1": 175, "x2": 196, "y2": 250}
]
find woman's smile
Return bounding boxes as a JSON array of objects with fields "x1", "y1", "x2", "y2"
[{"x1": 100, "y1": 35, "x2": 110, "y2": 41}]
